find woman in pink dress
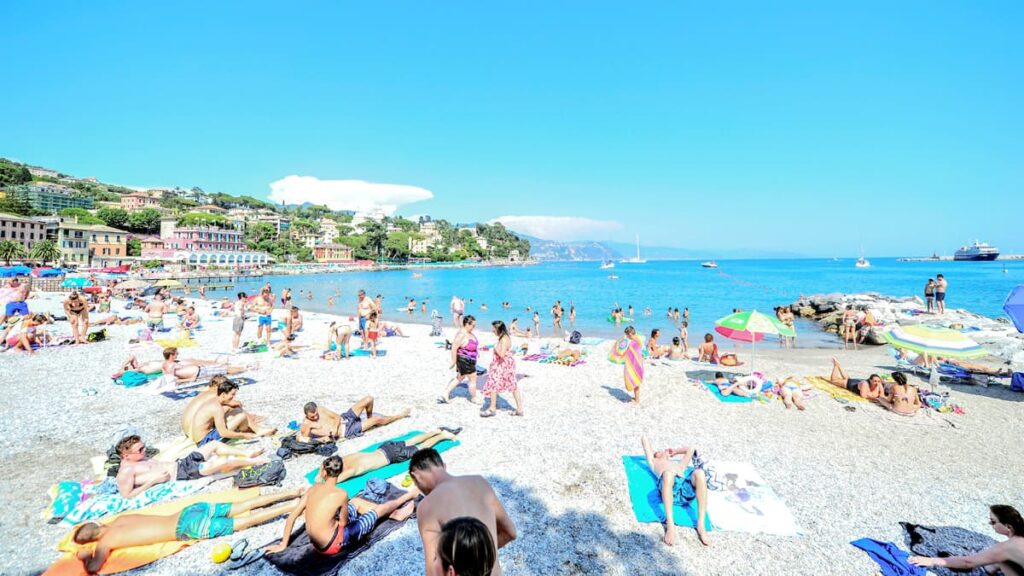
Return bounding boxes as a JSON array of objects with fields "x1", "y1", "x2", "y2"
[{"x1": 481, "y1": 320, "x2": 523, "y2": 417}]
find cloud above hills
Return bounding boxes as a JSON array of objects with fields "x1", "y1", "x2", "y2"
[
  {"x1": 268, "y1": 175, "x2": 433, "y2": 214},
  {"x1": 491, "y1": 215, "x2": 622, "y2": 242}
]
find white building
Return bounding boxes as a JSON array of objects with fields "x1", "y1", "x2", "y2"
[
  {"x1": 351, "y1": 208, "x2": 386, "y2": 229},
  {"x1": 319, "y1": 218, "x2": 339, "y2": 244}
]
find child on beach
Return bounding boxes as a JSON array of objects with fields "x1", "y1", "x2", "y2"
[
  {"x1": 365, "y1": 312, "x2": 380, "y2": 358},
  {"x1": 668, "y1": 337, "x2": 687, "y2": 360}
]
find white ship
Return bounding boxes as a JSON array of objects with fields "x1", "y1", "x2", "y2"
[{"x1": 954, "y1": 240, "x2": 999, "y2": 261}]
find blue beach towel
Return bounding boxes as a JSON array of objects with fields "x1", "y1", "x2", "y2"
[
  {"x1": 850, "y1": 538, "x2": 924, "y2": 576},
  {"x1": 702, "y1": 381, "x2": 755, "y2": 404},
  {"x1": 303, "y1": 431, "x2": 459, "y2": 495},
  {"x1": 350, "y1": 348, "x2": 388, "y2": 357},
  {"x1": 622, "y1": 456, "x2": 712, "y2": 531}
]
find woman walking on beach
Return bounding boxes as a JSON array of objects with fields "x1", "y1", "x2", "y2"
[
  {"x1": 481, "y1": 320, "x2": 523, "y2": 417},
  {"x1": 441, "y1": 315, "x2": 480, "y2": 404},
  {"x1": 616, "y1": 326, "x2": 644, "y2": 404}
]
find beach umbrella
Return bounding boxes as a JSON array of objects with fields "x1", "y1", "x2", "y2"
[
  {"x1": 1004, "y1": 285, "x2": 1024, "y2": 333},
  {"x1": 153, "y1": 278, "x2": 184, "y2": 289},
  {"x1": 118, "y1": 278, "x2": 150, "y2": 290},
  {"x1": 61, "y1": 277, "x2": 93, "y2": 288},
  {"x1": 0, "y1": 265, "x2": 32, "y2": 277},
  {"x1": 715, "y1": 310, "x2": 796, "y2": 372},
  {"x1": 883, "y1": 324, "x2": 987, "y2": 359}
]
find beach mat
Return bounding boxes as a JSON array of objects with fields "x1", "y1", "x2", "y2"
[
  {"x1": 704, "y1": 461, "x2": 802, "y2": 535},
  {"x1": 622, "y1": 456, "x2": 711, "y2": 530},
  {"x1": 806, "y1": 376, "x2": 868, "y2": 403},
  {"x1": 304, "y1": 431, "x2": 459, "y2": 495},
  {"x1": 349, "y1": 349, "x2": 388, "y2": 357},
  {"x1": 159, "y1": 377, "x2": 258, "y2": 400},
  {"x1": 702, "y1": 381, "x2": 755, "y2": 404},
  {"x1": 264, "y1": 483, "x2": 413, "y2": 576},
  {"x1": 44, "y1": 488, "x2": 258, "y2": 576}
]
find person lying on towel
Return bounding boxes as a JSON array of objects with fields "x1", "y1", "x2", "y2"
[
  {"x1": 265, "y1": 456, "x2": 419, "y2": 555},
  {"x1": 300, "y1": 397, "x2": 411, "y2": 442},
  {"x1": 71, "y1": 488, "x2": 302, "y2": 574},
  {"x1": 641, "y1": 435, "x2": 711, "y2": 547},
  {"x1": 115, "y1": 434, "x2": 269, "y2": 498},
  {"x1": 182, "y1": 378, "x2": 276, "y2": 446}
]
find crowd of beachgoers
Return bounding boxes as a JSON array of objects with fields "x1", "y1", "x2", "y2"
[{"x1": 1, "y1": 272, "x2": 1022, "y2": 576}]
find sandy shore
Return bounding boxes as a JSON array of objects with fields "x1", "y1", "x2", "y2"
[{"x1": 1, "y1": 291, "x2": 1021, "y2": 576}]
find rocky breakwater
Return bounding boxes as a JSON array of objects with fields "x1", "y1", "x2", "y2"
[{"x1": 790, "y1": 292, "x2": 1024, "y2": 368}]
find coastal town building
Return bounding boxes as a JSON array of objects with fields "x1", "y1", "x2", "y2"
[
  {"x1": 319, "y1": 218, "x2": 339, "y2": 244},
  {"x1": 120, "y1": 192, "x2": 161, "y2": 212},
  {"x1": 312, "y1": 243, "x2": 354, "y2": 264},
  {"x1": 54, "y1": 218, "x2": 129, "y2": 266},
  {"x1": 0, "y1": 213, "x2": 46, "y2": 252},
  {"x1": 159, "y1": 216, "x2": 245, "y2": 251},
  {"x1": 252, "y1": 213, "x2": 291, "y2": 238},
  {"x1": 351, "y1": 208, "x2": 385, "y2": 229},
  {"x1": 194, "y1": 204, "x2": 227, "y2": 215},
  {"x1": 408, "y1": 236, "x2": 433, "y2": 254},
  {"x1": 28, "y1": 166, "x2": 60, "y2": 179},
  {"x1": 137, "y1": 235, "x2": 165, "y2": 251},
  {"x1": 4, "y1": 183, "x2": 93, "y2": 213},
  {"x1": 144, "y1": 216, "x2": 269, "y2": 269}
]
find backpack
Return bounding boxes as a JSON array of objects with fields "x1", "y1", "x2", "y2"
[
  {"x1": 234, "y1": 459, "x2": 286, "y2": 488},
  {"x1": 87, "y1": 329, "x2": 108, "y2": 342},
  {"x1": 569, "y1": 330, "x2": 582, "y2": 345},
  {"x1": 1012, "y1": 372, "x2": 1024, "y2": 393},
  {"x1": 276, "y1": 435, "x2": 336, "y2": 460}
]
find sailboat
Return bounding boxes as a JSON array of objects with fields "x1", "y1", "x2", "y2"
[
  {"x1": 855, "y1": 246, "x2": 870, "y2": 268},
  {"x1": 600, "y1": 260, "x2": 615, "y2": 269},
  {"x1": 620, "y1": 235, "x2": 647, "y2": 264}
]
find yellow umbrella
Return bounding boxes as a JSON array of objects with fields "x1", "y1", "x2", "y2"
[{"x1": 153, "y1": 278, "x2": 184, "y2": 289}]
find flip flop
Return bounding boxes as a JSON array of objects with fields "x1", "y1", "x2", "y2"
[
  {"x1": 227, "y1": 548, "x2": 264, "y2": 570},
  {"x1": 440, "y1": 426, "x2": 463, "y2": 435},
  {"x1": 479, "y1": 411, "x2": 495, "y2": 418},
  {"x1": 229, "y1": 538, "x2": 249, "y2": 561},
  {"x1": 436, "y1": 397, "x2": 449, "y2": 405}
]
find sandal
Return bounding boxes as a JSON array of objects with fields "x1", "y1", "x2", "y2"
[
  {"x1": 436, "y1": 397, "x2": 449, "y2": 405},
  {"x1": 480, "y1": 410, "x2": 496, "y2": 418}
]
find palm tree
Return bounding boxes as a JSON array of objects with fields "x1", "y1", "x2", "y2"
[
  {"x1": 30, "y1": 239, "x2": 61, "y2": 266},
  {"x1": 0, "y1": 240, "x2": 27, "y2": 266}
]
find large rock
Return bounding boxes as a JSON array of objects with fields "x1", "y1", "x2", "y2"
[{"x1": 859, "y1": 326, "x2": 888, "y2": 346}]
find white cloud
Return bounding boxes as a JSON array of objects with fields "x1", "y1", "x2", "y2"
[
  {"x1": 491, "y1": 215, "x2": 622, "y2": 242},
  {"x1": 268, "y1": 175, "x2": 433, "y2": 214}
]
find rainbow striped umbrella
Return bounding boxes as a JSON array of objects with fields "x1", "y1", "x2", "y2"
[
  {"x1": 714, "y1": 310, "x2": 795, "y2": 371},
  {"x1": 883, "y1": 324, "x2": 987, "y2": 359}
]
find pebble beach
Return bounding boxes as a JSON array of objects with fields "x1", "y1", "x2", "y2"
[{"x1": 2, "y1": 291, "x2": 1022, "y2": 576}]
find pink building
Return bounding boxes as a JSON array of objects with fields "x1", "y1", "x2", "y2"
[
  {"x1": 120, "y1": 192, "x2": 160, "y2": 212},
  {"x1": 163, "y1": 226, "x2": 245, "y2": 251}
]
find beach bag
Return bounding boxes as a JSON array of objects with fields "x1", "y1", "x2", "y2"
[
  {"x1": 234, "y1": 459, "x2": 286, "y2": 488},
  {"x1": 276, "y1": 435, "x2": 336, "y2": 460},
  {"x1": 569, "y1": 330, "x2": 582, "y2": 345},
  {"x1": 1012, "y1": 372, "x2": 1024, "y2": 393},
  {"x1": 87, "y1": 329, "x2": 108, "y2": 342}
]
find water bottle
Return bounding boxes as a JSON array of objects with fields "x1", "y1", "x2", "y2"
[{"x1": 929, "y1": 366, "x2": 939, "y2": 390}]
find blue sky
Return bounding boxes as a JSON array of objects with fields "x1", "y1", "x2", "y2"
[{"x1": 3, "y1": 1, "x2": 1021, "y2": 256}]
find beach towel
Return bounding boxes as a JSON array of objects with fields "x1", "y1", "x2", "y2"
[
  {"x1": 59, "y1": 476, "x2": 221, "y2": 526},
  {"x1": 704, "y1": 461, "x2": 802, "y2": 536},
  {"x1": 806, "y1": 376, "x2": 868, "y2": 403},
  {"x1": 349, "y1": 348, "x2": 388, "y2": 357},
  {"x1": 159, "y1": 376, "x2": 258, "y2": 400},
  {"x1": 621, "y1": 336, "x2": 644, "y2": 392},
  {"x1": 44, "y1": 488, "x2": 258, "y2": 576},
  {"x1": 850, "y1": 538, "x2": 925, "y2": 576},
  {"x1": 701, "y1": 381, "x2": 756, "y2": 404},
  {"x1": 303, "y1": 431, "x2": 460, "y2": 495},
  {"x1": 900, "y1": 522, "x2": 994, "y2": 576},
  {"x1": 264, "y1": 483, "x2": 413, "y2": 576},
  {"x1": 90, "y1": 436, "x2": 198, "y2": 478},
  {"x1": 622, "y1": 456, "x2": 711, "y2": 530}
]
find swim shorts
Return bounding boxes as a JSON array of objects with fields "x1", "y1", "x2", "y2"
[
  {"x1": 146, "y1": 318, "x2": 163, "y2": 329},
  {"x1": 456, "y1": 355, "x2": 477, "y2": 377},
  {"x1": 658, "y1": 467, "x2": 697, "y2": 507},
  {"x1": 378, "y1": 440, "x2": 417, "y2": 464},
  {"x1": 175, "y1": 502, "x2": 235, "y2": 541},
  {"x1": 197, "y1": 428, "x2": 222, "y2": 447},
  {"x1": 936, "y1": 292, "x2": 946, "y2": 302},
  {"x1": 4, "y1": 301, "x2": 28, "y2": 317},
  {"x1": 258, "y1": 315, "x2": 272, "y2": 327},
  {"x1": 340, "y1": 409, "x2": 363, "y2": 439},
  {"x1": 176, "y1": 451, "x2": 207, "y2": 481},
  {"x1": 196, "y1": 365, "x2": 227, "y2": 381},
  {"x1": 232, "y1": 316, "x2": 244, "y2": 334},
  {"x1": 314, "y1": 503, "x2": 378, "y2": 555},
  {"x1": 358, "y1": 316, "x2": 367, "y2": 332}
]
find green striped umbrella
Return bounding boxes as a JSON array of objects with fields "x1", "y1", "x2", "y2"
[
  {"x1": 715, "y1": 310, "x2": 796, "y2": 372},
  {"x1": 883, "y1": 324, "x2": 987, "y2": 359}
]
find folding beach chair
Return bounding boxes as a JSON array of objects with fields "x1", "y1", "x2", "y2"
[{"x1": 890, "y1": 348, "x2": 928, "y2": 377}]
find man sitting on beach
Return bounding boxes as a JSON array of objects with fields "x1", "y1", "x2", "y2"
[
  {"x1": 182, "y1": 378, "x2": 276, "y2": 446},
  {"x1": 1, "y1": 277, "x2": 30, "y2": 324},
  {"x1": 181, "y1": 374, "x2": 266, "y2": 437},
  {"x1": 283, "y1": 306, "x2": 302, "y2": 340},
  {"x1": 114, "y1": 434, "x2": 268, "y2": 498},
  {"x1": 161, "y1": 346, "x2": 248, "y2": 384},
  {"x1": 300, "y1": 397, "x2": 411, "y2": 442},
  {"x1": 70, "y1": 488, "x2": 302, "y2": 574},
  {"x1": 265, "y1": 456, "x2": 419, "y2": 556},
  {"x1": 641, "y1": 435, "x2": 710, "y2": 547},
  {"x1": 409, "y1": 448, "x2": 517, "y2": 576}
]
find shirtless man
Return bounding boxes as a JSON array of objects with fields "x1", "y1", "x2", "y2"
[
  {"x1": 161, "y1": 347, "x2": 247, "y2": 384},
  {"x1": 144, "y1": 295, "x2": 167, "y2": 331},
  {"x1": 450, "y1": 295, "x2": 464, "y2": 329},
  {"x1": 179, "y1": 306, "x2": 201, "y2": 330},
  {"x1": 63, "y1": 291, "x2": 90, "y2": 345},
  {"x1": 70, "y1": 488, "x2": 302, "y2": 574},
  {"x1": 311, "y1": 429, "x2": 459, "y2": 487},
  {"x1": 409, "y1": 448, "x2": 516, "y2": 576},
  {"x1": 114, "y1": 434, "x2": 267, "y2": 498},
  {"x1": 231, "y1": 292, "x2": 247, "y2": 352},
  {"x1": 181, "y1": 374, "x2": 265, "y2": 439},
  {"x1": 641, "y1": 436, "x2": 710, "y2": 546},
  {"x1": 252, "y1": 293, "x2": 273, "y2": 344},
  {"x1": 1, "y1": 277, "x2": 30, "y2": 324},
  {"x1": 266, "y1": 456, "x2": 419, "y2": 556},
  {"x1": 182, "y1": 379, "x2": 276, "y2": 446},
  {"x1": 356, "y1": 290, "x2": 378, "y2": 349},
  {"x1": 283, "y1": 306, "x2": 302, "y2": 340},
  {"x1": 935, "y1": 273, "x2": 948, "y2": 314},
  {"x1": 300, "y1": 398, "x2": 410, "y2": 442}
]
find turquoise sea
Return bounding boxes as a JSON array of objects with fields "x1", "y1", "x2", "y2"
[{"x1": 219, "y1": 258, "x2": 1024, "y2": 345}]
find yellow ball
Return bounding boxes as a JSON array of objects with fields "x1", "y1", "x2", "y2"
[
  {"x1": 401, "y1": 474, "x2": 413, "y2": 487},
  {"x1": 211, "y1": 542, "x2": 232, "y2": 563}
]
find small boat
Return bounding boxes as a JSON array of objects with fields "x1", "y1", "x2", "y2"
[
  {"x1": 600, "y1": 260, "x2": 615, "y2": 270},
  {"x1": 701, "y1": 261, "x2": 718, "y2": 268},
  {"x1": 855, "y1": 257, "x2": 870, "y2": 268},
  {"x1": 954, "y1": 240, "x2": 999, "y2": 261},
  {"x1": 607, "y1": 274, "x2": 619, "y2": 279}
]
